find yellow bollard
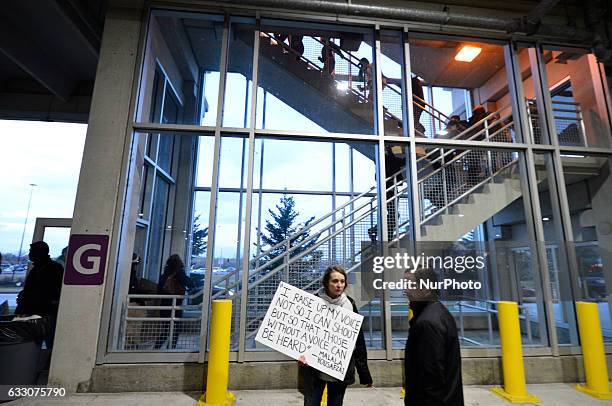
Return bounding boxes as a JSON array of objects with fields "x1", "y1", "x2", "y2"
[
  {"x1": 320, "y1": 384, "x2": 327, "y2": 405},
  {"x1": 197, "y1": 300, "x2": 235, "y2": 406},
  {"x1": 575, "y1": 301, "x2": 612, "y2": 399},
  {"x1": 491, "y1": 301, "x2": 541, "y2": 404}
]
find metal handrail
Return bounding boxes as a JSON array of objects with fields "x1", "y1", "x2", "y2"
[
  {"x1": 417, "y1": 121, "x2": 514, "y2": 181},
  {"x1": 457, "y1": 299, "x2": 533, "y2": 346},
  {"x1": 414, "y1": 106, "x2": 512, "y2": 168},
  {"x1": 241, "y1": 203, "x2": 377, "y2": 293},
  {"x1": 208, "y1": 166, "x2": 406, "y2": 299},
  {"x1": 262, "y1": 33, "x2": 460, "y2": 132},
  {"x1": 421, "y1": 158, "x2": 518, "y2": 225},
  {"x1": 413, "y1": 94, "x2": 452, "y2": 125},
  {"x1": 208, "y1": 182, "x2": 388, "y2": 297}
]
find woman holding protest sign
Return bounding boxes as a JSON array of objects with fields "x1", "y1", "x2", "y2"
[{"x1": 299, "y1": 266, "x2": 373, "y2": 406}]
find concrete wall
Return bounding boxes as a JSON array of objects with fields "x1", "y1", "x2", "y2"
[
  {"x1": 48, "y1": 2, "x2": 145, "y2": 392},
  {"x1": 87, "y1": 355, "x2": 612, "y2": 392}
]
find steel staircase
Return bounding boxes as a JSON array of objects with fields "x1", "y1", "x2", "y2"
[{"x1": 121, "y1": 28, "x2": 592, "y2": 350}]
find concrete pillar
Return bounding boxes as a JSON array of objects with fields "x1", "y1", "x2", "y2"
[{"x1": 48, "y1": 2, "x2": 144, "y2": 392}]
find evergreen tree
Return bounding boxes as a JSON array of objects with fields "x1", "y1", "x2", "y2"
[
  {"x1": 192, "y1": 215, "x2": 208, "y2": 256},
  {"x1": 257, "y1": 195, "x2": 320, "y2": 272}
]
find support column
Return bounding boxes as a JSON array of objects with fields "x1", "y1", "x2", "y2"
[{"x1": 48, "y1": 2, "x2": 145, "y2": 392}]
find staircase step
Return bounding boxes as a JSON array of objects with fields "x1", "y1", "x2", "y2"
[{"x1": 422, "y1": 175, "x2": 525, "y2": 241}]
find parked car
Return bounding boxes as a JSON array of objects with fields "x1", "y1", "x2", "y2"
[
  {"x1": 188, "y1": 272, "x2": 235, "y2": 304},
  {"x1": 8, "y1": 264, "x2": 28, "y2": 273},
  {"x1": 582, "y1": 263, "x2": 606, "y2": 299},
  {"x1": 583, "y1": 276, "x2": 606, "y2": 299}
]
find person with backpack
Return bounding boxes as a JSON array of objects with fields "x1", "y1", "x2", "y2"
[{"x1": 154, "y1": 254, "x2": 193, "y2": 349}]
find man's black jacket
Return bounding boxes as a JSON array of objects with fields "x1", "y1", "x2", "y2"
[
  {"x1": 404, "y1": 301, "x2": 464, "y2": 406},
  {"x1": 15, "y1": 258, "x2": 64, "y2": 317}
]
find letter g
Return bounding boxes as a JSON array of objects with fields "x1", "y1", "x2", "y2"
[{"x1": 72, "y1": 244, "x2": 102, "y2": 275}]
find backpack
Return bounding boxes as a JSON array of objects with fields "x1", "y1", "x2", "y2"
[{"x1": 162, "y1": 274, "x2": 185, "y2": 295}]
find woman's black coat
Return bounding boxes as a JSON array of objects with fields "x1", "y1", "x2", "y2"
[{"x1": 301, "y1": 295, "x2": 373, "y2": 386}]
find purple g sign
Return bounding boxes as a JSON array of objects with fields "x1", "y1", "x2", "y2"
[{"x1": 64, "y1": 234, "x2": 110, "y2": 285}]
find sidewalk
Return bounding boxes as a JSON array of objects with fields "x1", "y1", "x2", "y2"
[{"x1": 9, "y1": 384, "x2": 612, "y2": 405}]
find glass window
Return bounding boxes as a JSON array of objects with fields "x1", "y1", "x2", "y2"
[
  {"x1": 409, "y1": 36, "x2": 517, "y2": 145},
  {"x1": 381, "y1": 30, "x2": 407, "y2": 136},
  {"x1": 256, "y1": 20, "x2": 376, "y2": 134},
  {"x1": 414, "y1": 144, "x2": 547, "y2": 347},
  {"x1": 512, "y1": 45, "x2": 546, "y2": 144},
  {"x1": 245, "y1": 138, "x2": 380, "y2": 350},
  {"x1": 223, "y1": 18, "x2": 256, "y2": 128},
  {"x1": 561, "y1": 154, "x2": 612, "y2": 341},
  {"x1": 260, "y1": 138, "x2": 332, "y2": 191},
  {"x1": 541, "y1": 47, "x2": 611, "y2": 148},
  {"x1": 533, "y1": 152, "x2": 579, "y2": 344},
  {"x1": 218, "y1": 137, "x2": 247, "y2": 189},
  {"x1": 144, "y1": 177, "x2": 170, "y2": 282},
  {"x1": 157, "y1": 133, "x2": 176, "y2": 175},
  {"x1": 112, "y1": 131, "x2": 201, "y2": 352},
  {"x1": 136, "y1": 11, "x2": 224, "y2": 126}
]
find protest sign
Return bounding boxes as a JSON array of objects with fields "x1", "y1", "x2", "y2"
[{"x1": 255, "y1": 282, "x2": 364, "y2": 381}]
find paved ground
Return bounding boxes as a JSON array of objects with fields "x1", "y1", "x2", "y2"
[{"x1": 7, "y1": 384, "x2": 612, "y2": 405}]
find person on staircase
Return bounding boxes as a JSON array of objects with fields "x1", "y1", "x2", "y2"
[
  {"x1": 358, "y1": 57, "x2": 373, "y2": 100},
  {"x1": 290, "y1": 34, "x2": 304, "y2": 60},
  {"x1": 319, "y1": 37, "x2": 339, "y2": 78},
  {"x1": 434, "y1": 115, "x2": 469, "y2": 197},
  {"x1": 465, "y1": 105, "x2": 489, "y2": 187},
  {"x1": 411, "y1": 75, "x2": 426, "y2": 136}
]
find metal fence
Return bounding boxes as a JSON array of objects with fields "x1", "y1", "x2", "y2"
[{"x1": 526, "y1": 99, "x2": 586, "y2": 146}]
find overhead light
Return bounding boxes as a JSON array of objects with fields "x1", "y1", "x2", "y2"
[
  {"x1": 455, "y1": 45, "x2": 482, "y2": 62},
  {"x1": 543, "y1": 217, "x2": 550, "y2": 221}
]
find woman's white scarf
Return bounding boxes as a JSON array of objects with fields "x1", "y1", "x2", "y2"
[
  {"x1": 317, "y1": 288, "x2": 352, "y2": 311},
  {"x1": 316, "y1": 287, "x2": 353, "y2": 382}
]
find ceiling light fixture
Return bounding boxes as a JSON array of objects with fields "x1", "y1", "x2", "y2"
[{"x1": 455, "y1": 45, "x2": 482, "y2": 62}]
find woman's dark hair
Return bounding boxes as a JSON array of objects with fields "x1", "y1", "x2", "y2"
[
  {"x1": 322, "y1": 265, "x2": 348, "y2": 290},
  {"x1": 163, "y1": 254, "x2": 184, "y2": 275}
]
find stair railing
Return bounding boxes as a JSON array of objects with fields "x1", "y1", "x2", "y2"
[
  {"x1": 201, "y1": 170, "x2": 409, "y2": 302},
  {"x1": 413, "y1": 105, "x2": 518, "y2": 223},
  {"x1": 525, "y1": 98, "x2": 586, "y2": 146}
]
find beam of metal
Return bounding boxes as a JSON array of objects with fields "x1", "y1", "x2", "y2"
[
  {"x1": 0, "y1": 15, "x2": 74, "y2": 101},
  {"x1": 51, "y1": 0, "x2": 102, "y2": 58},
  {"x1": 218, "y1": 0, "x2": 592, "y2": 42},
  {"x1": 518, "y1": 0, "x2": 562, "y2": 35}
]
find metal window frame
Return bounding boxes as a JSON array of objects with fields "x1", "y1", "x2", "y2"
[{"x1": 97, "y1": 3, "x2": 612, "y2": 364}]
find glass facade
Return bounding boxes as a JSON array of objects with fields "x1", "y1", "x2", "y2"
[{"x1": 102, "y1": 7, "x2": 612, "y2": 360}]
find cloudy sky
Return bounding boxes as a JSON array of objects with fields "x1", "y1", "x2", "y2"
[{"x1": 0, "y1": 120, "x2": 86, "y2": 258}]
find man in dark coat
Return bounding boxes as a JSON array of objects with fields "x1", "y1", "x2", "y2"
[
  {"x1": 15, "y1": 241, "x2": 64, "y2": 317},
  {"x1": 404, "y1": 268, "x2": 464, "y2": 406},
  {"x1": 15, "y1": 241, "x2": 64, "y2": 347}
]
